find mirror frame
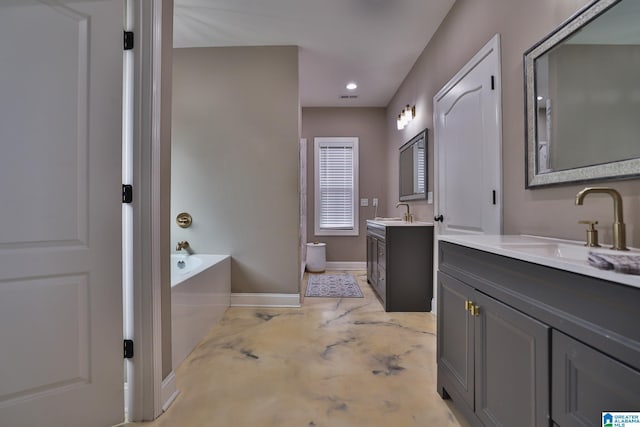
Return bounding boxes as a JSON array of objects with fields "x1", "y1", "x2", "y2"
[
  {"x1": 524, "y1": 0, "x2": 640, "y2": 188},
  {"x1": 399, "y1": 129, "x2": 427, "y2": 202}
]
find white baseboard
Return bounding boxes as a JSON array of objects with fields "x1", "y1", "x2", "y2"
[
  {"x1": 325, "y1": 261, "x2": 366, "y2": 271},
  {"x1": 161, "y1": 371, "x2": 180, "y2": 412},
  {"x1": 231, "y1": 293, "x2": 301, "y2": 308}
]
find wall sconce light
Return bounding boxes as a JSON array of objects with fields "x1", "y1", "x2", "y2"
[{"x1": 396, "y1": 104, "x2": 415, "y2": 130}]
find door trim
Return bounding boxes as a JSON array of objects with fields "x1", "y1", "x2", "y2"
[{"x1": 130, "y1": 0, "x2": 171, "y2": 421}]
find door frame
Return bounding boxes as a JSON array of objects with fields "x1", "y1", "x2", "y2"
[
  {"x1": 432, "y1": 34, "x2": 503, "y2": 312},
  {"x1": 130, "y1": 0, "x2": 174, "y2": 421},
  {"x1": 299, "y1": 138, "x2": 308, "y2": 281}
]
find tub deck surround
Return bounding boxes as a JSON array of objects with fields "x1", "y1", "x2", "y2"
[
  {"x1": 438, "y1": 234, "x2": 640, "y2": 288},
  {"x1": 128, "y1": 271, "x2": 469, "y2": 427},
  {"x1": 171, "y1": 254, "x2": 231, "y2": 371}
]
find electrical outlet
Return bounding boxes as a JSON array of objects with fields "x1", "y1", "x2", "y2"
[
  {"x1": 372, "y1": 198, "x2": 378, "y2": 207},
  {"x1": 360, "y1": 198, "x2": 369, "y2": 207}
]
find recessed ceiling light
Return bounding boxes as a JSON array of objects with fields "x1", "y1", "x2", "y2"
[
  {"x1": 537, "y1": 96, "x2": 543, "y2": 101},
  {"x1": 346, "y1": 82, "x2": 358, "y2": 91}
]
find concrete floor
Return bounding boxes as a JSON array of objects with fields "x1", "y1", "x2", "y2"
[{"x1": 128, "y1": 270, "x2": 469, "y2": 427}]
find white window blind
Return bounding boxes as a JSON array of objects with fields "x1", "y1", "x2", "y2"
[
  {"x1": 314, "y1": 137, "x2": 359, "y2": 236},
  {"x1": 415, "y1": 143, "x2": 426, "y2": 193}
]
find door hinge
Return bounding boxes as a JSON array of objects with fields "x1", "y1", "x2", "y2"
[
  {"x1": 492, "y1": 190, "x2": 496, "y2": 205},
  {"x1": 490, "y1": 75, "x2": 495, "y2": 90},
  {"x1": 124, "y1": 31, "x2": 134, "y2": 50},
  {"x1": 122, "y1": 184, "x2": 133, "y2": 203},
  {"x1": 124, "y1": 339, "x2": 134, "y2": 359}
]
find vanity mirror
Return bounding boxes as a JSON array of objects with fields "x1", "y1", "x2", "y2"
[
  {"x1": 399, "y1": 129, "x2": 427, "y2": 201},
  {"x1": 524, "y1": 0, "x2": 640, "y2": 188}
]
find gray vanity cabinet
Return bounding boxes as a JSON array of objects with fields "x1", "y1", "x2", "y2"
[
  {"x1": 366, "y1": 221, "x2": 433, "y2": 312},
  {"x1": 438, "y1": 241, "x2": 640, "y2": 427},
  {"x1": 438, "y1": 272, "x2": 550, "y2": 427}
]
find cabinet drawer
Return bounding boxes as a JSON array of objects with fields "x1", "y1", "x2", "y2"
[{"x1": 552, "y1": 331, "x2": 640, "y2": 427}]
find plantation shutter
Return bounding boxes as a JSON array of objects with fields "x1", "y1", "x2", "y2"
[{"x1": 318, "y1": 142, "x2": 354, "y2": 230}]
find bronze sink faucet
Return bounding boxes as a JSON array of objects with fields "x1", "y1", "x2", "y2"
[
  {"x1": 575, "y1": 187, "x2": 627, "y2": 251},
  {"x1": 396, "y1": 202, "x2": 413, "y2": 223},
  {"x1": 176, "y1": 240, "x2": 191, "y2": 252}
]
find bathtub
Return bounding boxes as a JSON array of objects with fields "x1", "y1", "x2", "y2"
[{"x1": 171, "y1": 254, "x2": 230, "y2": 370}]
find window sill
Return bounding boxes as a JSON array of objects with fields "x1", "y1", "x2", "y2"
[{"x1": 314, "y1": 228, "x2": 359, "y2": 237}]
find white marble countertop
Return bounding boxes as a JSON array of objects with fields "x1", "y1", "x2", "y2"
[
  {"x1": 438, "y1": 234, "x2": 640, "y2": 289},
  {"x1": 367, "y1": 219, "x2": 434, "y2": 227}
]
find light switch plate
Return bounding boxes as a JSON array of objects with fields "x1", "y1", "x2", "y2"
[
  {"x1": 360, "y1": 198, "x2": 369, "y2": 207},
  {"x1": 372, "y1": 198, "x2": 378, "y2": 207},
  {"x1": 427, "y1": 192, "x2": 433, "y2": 204}
]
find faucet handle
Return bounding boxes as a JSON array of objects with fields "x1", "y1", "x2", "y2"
[
  {"x1": 578, "y1": 220, "x2": 598, "y2": 229},
  {"x1": 578, "y1": 220, "x2": 600, "y2": 247}
]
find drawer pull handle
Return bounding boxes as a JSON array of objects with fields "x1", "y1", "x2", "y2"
[
  {"x1": 470, "y1": 304, "x2": 481, "y2": 317},
  {"x1": 465, "y1": 300, "x2": 473, "y2": 311}
]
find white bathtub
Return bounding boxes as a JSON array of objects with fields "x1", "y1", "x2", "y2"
[{"x1": 171, "y1": 254, "x2": 230, "y2": 370}]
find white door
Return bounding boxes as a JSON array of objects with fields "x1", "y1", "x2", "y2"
[
  {"x1": 434, "y1": 34, "x2": 502, "y2": 236},
  {"x1": 0, "y1": 1, "x2": 124, "y2": 426}
]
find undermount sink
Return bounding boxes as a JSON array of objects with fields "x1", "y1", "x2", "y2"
[
  {"x1": 498, "y1": 243, "x2": 589, "y2": 261},
  {"x1": 497, "y1": 241, "x2": 640, "y2": 262}
]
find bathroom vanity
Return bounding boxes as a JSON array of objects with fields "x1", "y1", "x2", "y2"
[
  {"x1": 437, "y1": 235, "x2": 640, "y2": 427},
  {"x1": 366, "y1": 220, "x2": 433, "y2": 312}
]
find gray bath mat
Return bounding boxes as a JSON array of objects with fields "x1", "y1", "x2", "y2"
[{"x1": 305, "y1": 274, "x2": 363, "y2": 298}]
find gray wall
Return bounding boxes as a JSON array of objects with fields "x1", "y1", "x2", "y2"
[
  {"x1": 172, "y1": 46, "x2": 300, "y2": 294},
  {"x1": 386, "y1": 0, "x2": 639, "y2": 247},
  {"x1": 302, "y1": 107, "x2": 388, "y2": 262}
]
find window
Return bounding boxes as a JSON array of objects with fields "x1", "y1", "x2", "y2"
[{"x1": 314, "y1": 137, "x2": 359, "y2": 236}]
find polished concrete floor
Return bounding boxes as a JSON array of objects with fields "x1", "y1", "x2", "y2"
[{"x1": 129, "y1": 271, "x2": 469, "y2": 427}]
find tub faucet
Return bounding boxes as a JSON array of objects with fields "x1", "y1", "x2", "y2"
[
  {"x1": 575, "y1": 187, "x2": 627, "y2": 251},
  {"x1": 176, "y1": 240, "x2": 191, "y2": 252},
  {"x1": 396, "y1": 202, "x2": 413, "y2": 223}
]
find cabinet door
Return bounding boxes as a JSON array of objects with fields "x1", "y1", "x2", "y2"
[
  {"x1": 552, "y1": 331, "x2": 640, "y2": 427},
  {"x1": 377, "y1": 239, "x2": 386, "y2": 271},
  {"x1": 473, "y1": 291, "x2": 550, "y2": 427},
  {"x1": 366, "y1": 235, "x2": 376, "y2": 284},
  {"x1": 377, "y1": 266, "x2": 386, "y2": 306},
  {"x1": 437, "y1": 272, "x2": 474, "y2": 410}
]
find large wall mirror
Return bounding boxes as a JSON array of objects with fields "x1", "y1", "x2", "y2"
[
  {"x1": 524, "y1": 0, "x2": 640, "y2": 188},
  {"x1": 399, "y1": 129, "x2": 427, "y2": 201}
]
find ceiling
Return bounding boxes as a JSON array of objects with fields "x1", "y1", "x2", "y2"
[{"x1": 173, "y1": 0, "x2": 456, "y2": 107}]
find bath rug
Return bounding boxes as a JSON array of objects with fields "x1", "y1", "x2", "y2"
[{"x1": 305, "y1": 274, "x2": 363, "y2": 298}]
